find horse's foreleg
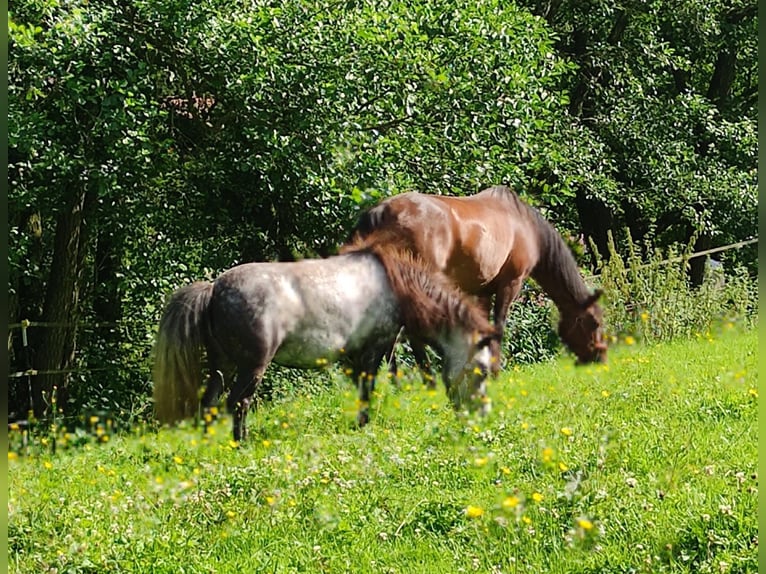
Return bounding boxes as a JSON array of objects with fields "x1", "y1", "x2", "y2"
[
  {"x1": 492, "y1": 279, "x2": 524, "y2": 375},
  {"x1": 356, "y1": 371, "x2": 373, "y2": 427}
]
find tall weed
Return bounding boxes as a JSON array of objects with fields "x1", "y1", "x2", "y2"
[{"x1": 593, "y1": 230, "x2": 757, "y2": 342}]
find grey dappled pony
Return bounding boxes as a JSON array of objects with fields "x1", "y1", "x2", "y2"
[{"x1": 153, "y1": 241, "x2": 501, "y2": 441}]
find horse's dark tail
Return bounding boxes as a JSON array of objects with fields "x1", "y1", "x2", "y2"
[{"x1": 153, "y1": 281, "x2": 214, "y2": 424}]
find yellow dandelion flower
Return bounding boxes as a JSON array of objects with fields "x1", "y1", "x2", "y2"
[
  {"x1": 228, "y1": 440, "x2": 240, "y2": 449},
  {"x1": 520, "y1": 389, "x2": 528, "y2": 396},
  {"x1": 640, "y1": 311, "x2": 649, "y2": 322},
  {"x1": 601, "y1": 390, "x2": 610, "y2": 398},
  {"x1": 501, "y1": 496, "x2": 519, "y2": 510},
  {"x1": 501, "y1": 466, "x2": 511, "y2": 476},
  {"x1": 173, "y1": 456, "x2": 184, "y2": 464},
  {"x1": 558, "y1": 461, "x2": 569, "y2": 472},
  {"x1": 89, "y1": 416, "x2": 99, "y2": 424},
  {"x1": 748, "y1": 388, "x2": 758, "y2": 398},
  {"x1": 8, "y1": 452, "x2": 19, "y2": 461},
  {"x1": 155, "y1": 476, "x2": 164, "y2": 484},
  {"x1": 560, "y1": 427, "x2": 573, "y2": 437},
  {"x1": 541, "y1": 447, "x2": 554, "y2": 463},
  {"x1": 9, "y1": 423, "x2": 20, "y2": 432},
  {"x1": 624, "y1": 335, "x2": 636, "y2": 345},
  {"x1": 474, "y1": 457, "x2": 489, "y2": 467},
  {"x1": 522, "y1": 515, "x2": 532, "y2": 525},
  {"x1": 281, "y1": 422, "x2": 289, "y2": 429},
  {"x1": 226, "y1": 510, "x2": 236, "y2": 518},
  {"x1": 43, "y1": 461, "x2": 53, "y2": 469},
  {"x1": 577, "y1": 517, "x2": 594, "y2": 531},
  {"x1": 465, "y1": 505, "x2": 484, "y2": 518},
  {"x1": 520, "y1": 422, "x2": 529, "y2": 430},
  {"x1": 531, "y1": 492, "x2": 543, "y2": 503},
  {"x1": 265, "y1": 496, "x2": 276, "y2": 506}
]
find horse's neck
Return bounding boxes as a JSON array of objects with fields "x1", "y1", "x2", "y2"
[{"x1": 529, "y1": 221, "x2": 591, "y2": 315}]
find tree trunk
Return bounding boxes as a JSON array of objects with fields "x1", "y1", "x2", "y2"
[
  {"x1": 93, "y1": 227, "x2": 122, "y2": 323},
  {"x1": 33, "y1": 188, "x2": 93, "y2": 418},
  {"x1": 689, "y1": 233, "x2": 712, "y2": 288}
]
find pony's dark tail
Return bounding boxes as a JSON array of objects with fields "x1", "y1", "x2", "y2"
[{"x1": 153, "y1": 281, "x2": 214, "y2": 424}]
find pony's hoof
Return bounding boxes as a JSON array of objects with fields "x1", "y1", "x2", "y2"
[{"x1": 356, "y1": 411, "x2": 369, "y2": 428}]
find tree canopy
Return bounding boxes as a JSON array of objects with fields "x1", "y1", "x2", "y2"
[{"x1": 8, "y1": 0, "x2": 757, "y2": 419}]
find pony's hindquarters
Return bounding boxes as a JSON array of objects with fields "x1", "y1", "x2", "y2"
[{"x1": 153, "y1": 281, "x2": 214, "y2": 424}]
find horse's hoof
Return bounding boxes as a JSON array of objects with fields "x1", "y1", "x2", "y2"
[{"x1": 356, "y1": 411, "x2": 369, "y2": 428}]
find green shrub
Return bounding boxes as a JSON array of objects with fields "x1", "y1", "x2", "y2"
[{"x1": 593, "y1": 230, "x2": 757, "y2": 343}]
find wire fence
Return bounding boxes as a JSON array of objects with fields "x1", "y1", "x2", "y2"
[{"x1": 7, "y1": 236, "x2": 758, "y2": 384}]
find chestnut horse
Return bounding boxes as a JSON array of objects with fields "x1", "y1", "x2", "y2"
[
  {"x1": 153, "y1": 241, "x2": 501, "y2": 441},
  {"x1": 343, "y1": 185, "x2": 607, "y2": 375}
]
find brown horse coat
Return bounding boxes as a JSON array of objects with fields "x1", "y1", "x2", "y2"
[{"x1": 344, "y1": 186, "x2": 607, "y2": 365}]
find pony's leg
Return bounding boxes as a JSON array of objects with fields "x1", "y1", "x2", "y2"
[
  {"x1": 200, "y1": 369, "x2": 224, "y2": 411},
  {"x1": 227, "y1": 365, "x2": 266, "y2": 442},
  {"x1": 411, "y1": 340, "x2": 435, "y2": 389},
  {"x1": 353, "y1": 347, "x2": 389, "y2": 427},
  {"x1": 356, "y1": 370, "x2": 373, "y2": 427},
  {"x1": 200, "y1": 345, "x2": 225, "y2": 411},
  {"x1": 386, "y1": 341, "x2": 398, "y2": 381}
]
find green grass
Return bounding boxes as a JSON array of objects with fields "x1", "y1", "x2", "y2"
[{"x1": 9, "y1": 327, "x2": 757, "y2": 573}]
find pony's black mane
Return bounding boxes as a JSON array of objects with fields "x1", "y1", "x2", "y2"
[{"x1": 484, "y1": 185, "x2": 591, "y2": 310}]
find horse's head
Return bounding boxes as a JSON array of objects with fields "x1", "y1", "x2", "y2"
[
  {"x1": 558, "y1": 289, "x2": 608, "y2": 364},
  {"x1": 443, "y1": 328, "x2": 502, "y2": 415}
]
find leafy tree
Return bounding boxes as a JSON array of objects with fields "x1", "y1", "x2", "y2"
[{"x1": 516, "y1": 0, "x2": 757, "y2": 280}]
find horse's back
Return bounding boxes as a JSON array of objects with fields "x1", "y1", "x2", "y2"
[
  {"x1": 350, "y1": 189, "x2": 540, "y2": 294},
  {"x1": 208, "y1": 255, "x2": 400, "y2": 368}
]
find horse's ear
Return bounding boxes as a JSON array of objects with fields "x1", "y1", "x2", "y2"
[{"x1": 582, "y1": 289, "x2": 603, "y2": 309}]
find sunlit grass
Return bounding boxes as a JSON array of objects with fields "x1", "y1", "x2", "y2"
[{"x1": 8, "y1": 326, "x2": 757, "y2": 573}]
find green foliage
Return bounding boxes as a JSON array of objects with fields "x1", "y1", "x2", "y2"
[
  {"x1": 504, "y1": 285, "x2": 561, "y2": 364},
  {"x1": 594, "y1": 231, "x2": 757, "y2": 342},
  {"x1": 7, "y1": 0, "x2": 758, "y2": 419},
  {"x1": 9, "y1": 330, "x2": 757, "y2": 572}
]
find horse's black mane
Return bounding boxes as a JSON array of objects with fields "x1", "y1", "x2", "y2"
[{"x1": 483, "y1": 185, "x2": 592, "y2": 308}]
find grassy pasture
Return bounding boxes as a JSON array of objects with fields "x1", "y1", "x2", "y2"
[{"x1": 8, "y1": 327, "x2": 757, "y2": 573}]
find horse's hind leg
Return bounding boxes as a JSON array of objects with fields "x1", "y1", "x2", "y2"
[
  {"x1": 201, "y1": 347, "x2": 225, "y2": 412},
  {"x1": 227, "y1": 364, "x2": 267, "y2": 442}
]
